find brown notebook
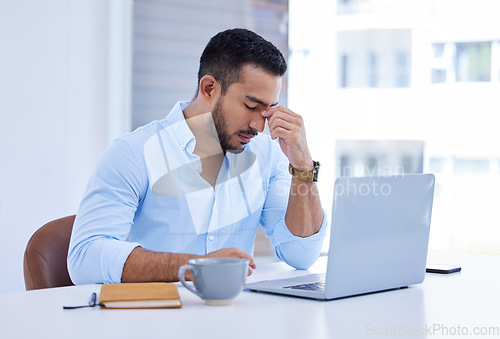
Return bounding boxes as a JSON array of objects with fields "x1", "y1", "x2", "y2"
[{"x1": 99, "y1": 282, "x2": 182, "y2": 309}]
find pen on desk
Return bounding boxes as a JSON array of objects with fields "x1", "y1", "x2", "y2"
[
  {"x1": 89, "y1": 292, "x2": 97, "y2": 306},
  {"x1": 62, "y1": 292, "x2": 100, "y2": 309}
]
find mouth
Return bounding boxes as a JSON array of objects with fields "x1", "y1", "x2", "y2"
[{"x1": 237, "y1": 133, "x2": 255, "y2": 144}]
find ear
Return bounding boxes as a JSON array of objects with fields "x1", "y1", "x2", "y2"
[{"x1": 198, "y1": 75, "x2": 220, "y2": 103}]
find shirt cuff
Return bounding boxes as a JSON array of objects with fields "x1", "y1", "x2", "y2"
[
  {"x1": 69, "y1": 238, "x2": 142, "y2": 285},
  {"x1": 271, "y1": 210, "x2": 328, "y2": 270},
  {"x1": 271, "y1": 209, "x2": 328, "y2": 247},
  {"x1": 100, "y1": 240, "x2": 142, "y2": 284}
]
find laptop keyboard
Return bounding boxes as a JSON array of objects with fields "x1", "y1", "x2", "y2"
[{"x1": 283, "y1": 281, "x2": 325, "y2": 291}]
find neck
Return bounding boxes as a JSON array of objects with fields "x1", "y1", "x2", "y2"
[
  {"x1": 183, "y1": 97, "x2": 205, "y2": 120},
  {"x1": 183, "y1": 98, "x2": 223, "y2": 159}
]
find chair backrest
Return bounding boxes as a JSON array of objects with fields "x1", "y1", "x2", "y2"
[{"x1": 23, "y1": 215, "x2": 76, "y2": 290}]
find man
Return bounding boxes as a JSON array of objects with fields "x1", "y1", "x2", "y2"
[{"x1": 68, "y1": 28, "x2": 326, "y2": 284}]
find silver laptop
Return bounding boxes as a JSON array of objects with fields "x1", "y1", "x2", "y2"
[{"x1": 246, "y1": 174, "x2": 435, "y2": 300}]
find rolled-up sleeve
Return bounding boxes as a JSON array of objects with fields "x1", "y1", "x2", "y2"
[
  {"x1": 67, "y1": 139, "x2": 146, "y2": 284},
  {"x1": 259, "y1": 143, "x2": 327, "y2": 270},
  {"x1": 269, "y1": 211, "x2": 327, "y2": 269}
]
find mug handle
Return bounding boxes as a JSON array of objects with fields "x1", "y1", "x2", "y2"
[{"x1": 178, "y1": 265, "x2": 204, "y2": 299}]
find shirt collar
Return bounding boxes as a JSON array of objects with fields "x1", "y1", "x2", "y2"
[
  {"x1": 165, "y1": 101, "x2": 196, "y2": 154},
  {"x1": 164, "y1": 101, "x2": 259, "y2": 173}
]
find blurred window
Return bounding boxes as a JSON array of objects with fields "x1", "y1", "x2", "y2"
[
  {"x1": 290, "y1": 0, "x2": 500, "y2": 254},
  {"x1": 368, "y1": 52, "x2": 378, "y2": 87},
  {"x1": 455, "y1": 42, "x2": 491, "y2": 82}
]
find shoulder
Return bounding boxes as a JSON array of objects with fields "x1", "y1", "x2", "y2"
[
  {"x1": 96, "y1": 119, "x2": 169, "y2": 178},
  {"x1": 118, "y1": 119, "x2": 167, "y2": 151}
]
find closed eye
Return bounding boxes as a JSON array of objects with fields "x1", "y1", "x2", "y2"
[{"x1": 245, "y1": 104, "x2": 257, "y2": 111}]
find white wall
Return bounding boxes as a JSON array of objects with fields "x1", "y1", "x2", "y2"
[{"x1": 0, "y1": 0, "x2": 131, "y2": 293}]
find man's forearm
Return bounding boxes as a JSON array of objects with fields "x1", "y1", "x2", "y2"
[
  {"x1": 121, "y1": 247, "x2": 201, "y2": 283},
  {"x1": 121, "y1": 246, "x2": 257, "y2": 283},
  {"x1": 285, "y1": 177, "x2": 323, "y2": 237}
]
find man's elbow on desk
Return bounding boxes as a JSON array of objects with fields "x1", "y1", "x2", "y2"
[
  {"x1": 275, "y1": 241, "x2": 323, "y2": 270},
  {"x1": 272, "y1": 212, "x2": 328, "y2": 270}
]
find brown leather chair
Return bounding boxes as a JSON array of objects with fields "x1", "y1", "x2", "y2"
[{"x1": 23, "y1": 215, "x2": 76, "y2": 290}]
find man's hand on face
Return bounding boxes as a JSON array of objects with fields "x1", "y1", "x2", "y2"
[
  {"x1": 261, "y1": 106, "x2": 313, "y2": 172},
  {"x1": 203, "y1": 247, "x2": 257, "y2": 276}
]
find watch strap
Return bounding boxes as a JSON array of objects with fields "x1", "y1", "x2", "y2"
[{"x1": 288, "y1": 161, "x2": 320, "y2": 183}]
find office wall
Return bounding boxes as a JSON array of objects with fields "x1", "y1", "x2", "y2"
[{"x1": 0, "y1": 0, "x2": 130, "y2": 293}]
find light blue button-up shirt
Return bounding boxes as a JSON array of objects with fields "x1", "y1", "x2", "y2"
[{"x1": 68, "y1": 101, "x2": 327, "y2": 284}]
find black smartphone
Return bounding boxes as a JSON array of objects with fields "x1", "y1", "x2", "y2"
[{"x1": 426, "y1": 264, "x2": 462, "y2": 274}]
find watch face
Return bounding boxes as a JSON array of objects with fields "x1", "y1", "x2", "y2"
[
  {"x1": 313, "y1": 161, "x2": 320, "y2": 171},
  {"x1": 312, "y1": 161, "x2": 320, "y2": 182}
]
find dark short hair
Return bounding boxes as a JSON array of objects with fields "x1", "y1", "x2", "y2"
[{"x1": 197, "y1": 28, "x2": 287, "y2": 94}]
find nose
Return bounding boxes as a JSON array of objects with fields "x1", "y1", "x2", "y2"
[{"x1": 249, "y1": 114, "x2": 266, "y2": 133}]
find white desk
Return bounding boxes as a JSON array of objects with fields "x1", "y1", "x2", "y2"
[{"x1": 1, "y1": 251, "x2": 499, "y2": 339}]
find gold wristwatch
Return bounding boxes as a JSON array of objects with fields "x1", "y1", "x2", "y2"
[{"x1": 289, "y1": 161, "x2": 320, "y2": 183}]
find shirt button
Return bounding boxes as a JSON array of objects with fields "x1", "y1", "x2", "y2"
[{"x1": 209, "y1": 235, "x2": 215, "y2": 241}]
